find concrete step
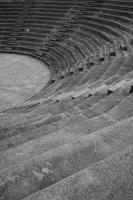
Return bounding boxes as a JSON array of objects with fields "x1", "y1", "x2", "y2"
[
  {"x1": 0, "y1": 113, "x2": 116, "y2": 153},
  {"x1": 0, "y1": 88, "x2": 129, "y2": 151},
  {"x1": 0, "y1": 112, "x2": 88, "y2": 141},
  {"x1": 79, "y1": 56, "x2": 124, "y2": 88},
  {"x1": 0, "y1": 85, "x2": 107, "y2": 127},
  {"x1": 117, "y1": 52, "x2": 133, "y2": 76},
  {"x1": 84, "y1": 54, "x2": 132, "y2": 89},
  {"x1": 0, "y1": 87, "x2": 106, "y2": 125},
  {"x1": 77, "y1": 87, "x2": 129, "y2": 118},
  {"x1": 0, "y1": 86, "x2": 110, "y2": 138},
  {"x1": 103, "y1": 53, "x2": 133, "y2": 85},
  {"x1": 0, "y1": 113, "x2": 117, "y2": 169},
  {"x1": 76, "y1": 57, "x2": 112, "y2": 85},
  {"x1": 0, "y1": 83, "x2": 128, "y2": 129},
  {"x1": 0, "y1": 71, "x2": 131, "y2": 129},
  {"x1": 0, "y1": 117, "x2": 133, "y2": 200},
  {"x1": 22, "y1": 144, "x2": 133, "y2": 200},
  {"x1": 108, "y1": 93, "x2": 133, "y2": 120},
  {"x1": 100, "y1": 55, "x2": 125, "y2": 80},
  {"x1": 59, "y1": 71, "x2": 88, "y2": 91}
]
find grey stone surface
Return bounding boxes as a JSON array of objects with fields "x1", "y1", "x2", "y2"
[
  {"x1": 0, "y1": 113, "x2": 117, "y2": 170},
  {"x1": 0, "y1": 117, "x2": 133, "y2": 200},
  {"x1": 0, "y1": 54, "x2": 50, "y2": 111},
  {"x1": 79, "y1": 88, "x2": 129, "y2": 118},
  {"x1": 23, "y1": 144, "x2": 133, "y2": 200},
  {"x1": 0, "y1": 113, "x2": 117, "y2": 153},
  {"x1": 108, "y1": 93, "x2": 133, "y2": 120}
]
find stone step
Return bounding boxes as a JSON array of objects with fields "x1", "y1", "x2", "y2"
[
  {"x1": 77, "y1": 57, "x2": 112, "y2": 85},
  {"x1": 0, "y1": 112, "x2": 88, "y2": 141},
  {"x1": 103, "y1": 52, "x2": 133, "y2": 86},
  {"x1": 85, "y1": 54, "x2": 132, "y2": 89},
  {"x1": 108, "y1": 92, "x2": 133, "y2": 120},
  {"x1": 0, "y1": 112, "x2": 116, "y2": 153},
  {"x1": 58, "y1": 58, "x2": 112, "y2": 91},
  {"x1": 0, "y1": 113, "x2": 117, "y2": 169},
  {"x1": 0, "y1": 86, "x2": 106, "y2": 126},
  {"x1": 77, "y1": 87, "x2": 129, "y2": 118},
  {"x1": 0, "y1": 88, "x2": 129, "y2": 152},
  {"x1": 100, "y1": 55, "x2": 125, "y2": 80},
  {"x1": 117, "y1": 51, "x2": 133, "y2": 76},
  {"x1": 22, "y1": 144, "x2": 133, "y2": 200},
  {"x1": 0, "y1": 85, "x2": 127, "y2": 129},
  {"x1": 0, "y1": 73, "x2": 130, "y2": 128},
  {"x1": 1, "y1": 116, "x2": 133, "y2": 200}
]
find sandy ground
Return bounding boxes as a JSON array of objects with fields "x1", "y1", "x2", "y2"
[{"x1": 0, "y1": 53, "x2": 50, "y2": 111}]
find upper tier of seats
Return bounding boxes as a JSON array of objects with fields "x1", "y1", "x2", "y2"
[{"x1": 0, "y1": 0, "x2": 132, "y2": 81}]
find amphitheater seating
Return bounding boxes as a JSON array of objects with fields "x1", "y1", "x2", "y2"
[{"x1": 0, "y1": 0, "x2": 133, "y2": 200}]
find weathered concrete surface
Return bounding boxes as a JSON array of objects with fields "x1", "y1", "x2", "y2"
[
  {"x1": 0, "y1": 116, "x2": 133, "y2": 200},
  {"x1": 0, "y1": 113, "x2": 117, "y2": 170},
  {"x1": 23, "y1": 144, "x2": 133, "y2": 200},
  {"x1": 0, "y1": 53, "x2": 50, "y2": 111},
  {"x1": 0, "y1": 113, "x2": 116, "y2": 153}
]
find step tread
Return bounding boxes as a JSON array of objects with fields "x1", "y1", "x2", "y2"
[
  {"x1": 22, "y1": 144, "x2": 133, "y2": 200},
  {"x1": 0, "y1": 116, "x2": 133, "y2": 200}
]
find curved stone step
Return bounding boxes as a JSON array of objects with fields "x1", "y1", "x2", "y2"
[
  {"x1": 0, "y1": 116, "x2": 133, "y2": 200},
  {"x1": 0, "y1": 112, "x2": 117, "y2": 169},
  {"x1": 0, "y1": 88, "x2": 129, "y2": 152},
  {"x1": 0, "y1": 112, "x2": 116, "y2": 153},
  {"x1": 108, "y1": 93, "x2": 133, "y2": 120},
  {"x1": 78, "y1": 87, "x2": 129, "y2": 118},
  {"x1": 22, "y1": 144, "x2": 133, "y2": 200}
]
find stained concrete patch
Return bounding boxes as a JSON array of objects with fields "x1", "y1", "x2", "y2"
[{"x1": 0, "y1": 53, "x2": 50, "y2": 111}]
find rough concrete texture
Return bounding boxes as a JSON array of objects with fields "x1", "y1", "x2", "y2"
[
  {"x1": 0, "y1": 116, "x2": 133, "y2": 200},
  {"x1": 0, "y1": 54, "x2": 50, "y2": 111},
  {"x1": 23, "y1": 144, "x2": 133, "y2": 200}
]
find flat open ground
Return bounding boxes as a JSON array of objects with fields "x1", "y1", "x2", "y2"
[{"x1": 0, "y1": 53, "x2": 50, "y2": 111}]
